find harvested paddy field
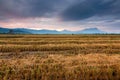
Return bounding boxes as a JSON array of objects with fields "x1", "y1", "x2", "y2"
[{"x1": 0, "y1": 34, "x2": 120, "y2": 80}]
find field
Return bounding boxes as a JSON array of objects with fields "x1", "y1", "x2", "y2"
[{"x1": 0, "y1": 34, "x2": 120, "y2": 80}]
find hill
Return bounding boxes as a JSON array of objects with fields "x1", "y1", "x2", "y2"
[{"x1": 0, "y1": 27, "x2": 106, "y2": 34}]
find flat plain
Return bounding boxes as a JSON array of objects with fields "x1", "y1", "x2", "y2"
[{"x1": 0, "y1": 34, "x2": 120, "y2": 80}]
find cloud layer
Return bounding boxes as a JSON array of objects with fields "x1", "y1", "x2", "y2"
[
  {"x1": 0, "y1": 0, "x2": 120, "y2": 21},
  {"x1": 0, "y1": 0, "x2": 66, "y2": 19},
  {"x1": 61, "y1": 0, "x2": 120, "y2": 21}
]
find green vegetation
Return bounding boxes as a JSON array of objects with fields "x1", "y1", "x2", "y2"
[{"x1": 0, "y1": 34, "x2": 120, "y2": 80}]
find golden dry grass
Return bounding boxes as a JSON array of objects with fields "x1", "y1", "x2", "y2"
[{"x1": 0, "y1": 34, "x2": 120, "y2": 80}]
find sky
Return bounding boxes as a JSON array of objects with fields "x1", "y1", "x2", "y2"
[{"x1": 0, "y1": 0, "x2": 120, "y2": 33}]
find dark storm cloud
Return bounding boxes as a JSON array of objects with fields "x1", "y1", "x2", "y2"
[
  {"x1": 0, "y1": 0, "x2": 67, "y2": 20},
  {"x1": 61, "y1": 0, "x2": 120, "y2": 21},
  {"x1": 0, "y1": 0, "x2": 120, "y2": 22}
]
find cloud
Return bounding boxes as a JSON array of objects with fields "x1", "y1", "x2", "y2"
[
  {"x1": 0, "y1": 0, "x2": 67, "y2": 20},
  {"x1": 61, "y1": 0, "x2": 120, "y2": 21},
  {"x1": 1, "y1": 0, "x2": 120, "y2": 21}
]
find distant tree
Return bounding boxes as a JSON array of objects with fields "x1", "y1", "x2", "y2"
[{"x1": 8, "y1": 29, "x2": 14, "y2": 34}]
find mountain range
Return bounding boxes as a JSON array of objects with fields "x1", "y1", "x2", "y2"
[{"x1": 0, "y1": 27, "x2": 106, "y2": 34}]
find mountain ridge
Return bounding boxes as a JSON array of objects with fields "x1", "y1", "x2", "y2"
[{"x1": 0, "y1": 27, "x2": 107, "y2": 34}]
